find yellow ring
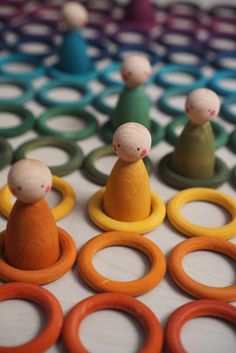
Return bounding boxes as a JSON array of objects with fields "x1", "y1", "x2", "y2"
[
  {"x1": 167, "y1": 187, "x2": 236, "y2": 240},
  {"x1": 0, "y1": 175, "x2": 76, "y2": 221},
  {"x1": 88, "y1": 188, "x2": 166, "y2": 234}
]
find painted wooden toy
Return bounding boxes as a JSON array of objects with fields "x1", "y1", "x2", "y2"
[
  {"x1": 101, "y1": 54, "x2": 163, "y2": 146},
  {"x1": 159, "y1": 88, "x2": 229, "y2": 189},
  {"x1": 89, "y1": 122, "x2": 166, "y2": 234},
  {"x1": 121, "y1": 0, "x2": 156, "y2": 29},
  {"x1": 49, "y1": 2, "x2": 97, "y2": 81},
  {"x1": 0, "y1": 159, "x2": 76, "y2": 284}
]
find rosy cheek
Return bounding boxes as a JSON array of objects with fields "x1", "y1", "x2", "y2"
[
  {"x1": 45, "y1": 185, "x2": 51, "y2": 194},
  {"x1": 10, "y1": 187, "x2": 17, "y2": 196},
  {"x1": 185, "y1": 106, "x2": 190, "y2": 114},
  {"x1": 141, "y1": 149, "x2": 147, "y2": 158},
  {"x1": 146, "y1": 72, "x2": 150, "y2": 80},
  {"x1": 210, "y1": 110, "x2": 215, "y2": 116}
]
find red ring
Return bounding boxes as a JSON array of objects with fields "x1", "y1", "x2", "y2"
[
  {"x1": 0, "y1": 282, "x2": 63, "y2": 353},
  {"x1": 62, "y1": 292, "x2": 163, "y2": 353},
  {"x1": 165, "y1": 299, "x2": 236, "y2": 353}
]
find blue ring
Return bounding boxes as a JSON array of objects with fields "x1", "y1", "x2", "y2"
[
  {"x1": 99, "y1": 62, "x2": 155, "y2": 88},
  {"x1": 10, "y1": 37, "x2": 57, "y2": 60},
  {"x1": 157, "y1": 87, "x2": 192, "y2": 117},
  {"x1": 155, "y1": 64, "x2": 206, "y2": 89},
  {"x1": 87, "y1": 39, "x2": 109, "y2": 61},
  {"x1": 114, "y1": 43, "x2": 161, "y2": 65},
  {"x1": 164, "y1": 47, "x2": 209, "y2": 67},
  {"x1": 13, "y1": 19, "x2": 59, "y2": 40},
  {"x1": 109, "y1": 28, "x2": 151, "y2": 46},
  {"x1": 37, "y1": 80, "x2": 94, "y2": 108},
  {"x1": 0, "y1": 53, "x2": 45, "y2": 80},
  {"x1": 0, "y1": 76, "x2": 35, "y2": 104},
  {"x1": 212, "y1": 52, "x2": 236, "y2": 72},
  {"x1": 221, "y1": 95, "x2": 236, "y2": 124},
  {"x1": 209, "y1": 70, "x2": 236, "y2": 96}
]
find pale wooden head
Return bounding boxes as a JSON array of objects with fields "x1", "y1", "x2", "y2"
[
  {"x1": 121, "y1": 54, "x2": 152, "y2": 88},
  {"x1": 185, "y1": 88, "x2": 220, "y2": 125},
  {"x1": 8, "y1": 159, "x2": 52, "y2": 204},
  {"x1": 62, "y1": 2, "x2": 88, "y2": 29},
  {"x1": 112, "y1": 122, "x2": 151, "y2": 162}
]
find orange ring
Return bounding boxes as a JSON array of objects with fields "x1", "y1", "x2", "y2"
[
  {"x1": 62, "y1": 292, "x2": 163, "y2": 353},
  {"x1": 165, "y1": 299, "x2": 236, "y2": 353},
  {"x1": 77, "y1": 231, "x2": 166, "y2": 296},
  {"x1": 0, "y1": 227, "x2": 77, "y2": 285},
  {"x1": 0, "y1": 282, "x2": 63, "y2": 353},
  {"x1": 168, "y1": 237, "x2": 236, "y2": 302}
]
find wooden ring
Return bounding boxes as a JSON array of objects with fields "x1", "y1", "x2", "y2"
[
  {"x1": 167, "y1": 188, "x2": 236, "y2": 239},
  {"x1": 168, "y1": 237, "x2": 236, "y2": 301},
  {"x1": 78, "y1": 231, "x2": 166, "y2": 296},
  {"x1": 165, "y1": 299, "x2": 236, "y2": 353},
  {"x1": 0, "y1": 175, "x2": 76, "y2": 221},
  {"x1": 0, "y1": 227, "x2": 77, "y2": 285},
  {"x1": 62, "y1": 292, "x2": 163, "y2": 353},
  {"x1": 0, "y1": 282, "x2": 63, "y2": 353},
  {"x1": 88, "y1": 188, "x2": 166, "y2": 234}
]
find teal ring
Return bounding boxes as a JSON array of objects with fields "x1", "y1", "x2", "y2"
[
  {"x1": 232, "y1": 166, "x2": 236, "y2": 186},
  {"x1": 155, "y1": 64, "x2": 206, "y2": 89},
  {"x1": 37, "y1": 106, "x2": 98, "y2": 141},
  {"x1": 228, "y1": 129, "x2": 236, "y2": 153},
  {"x1": 0, "y1": 76, "x2": 34, "y2": 105},
  {"x1": 157, "y1": 87, "x2": 192, "y2": 117},
  {"x1": 0, "y1": 53, "x2": 45, "y2": 80},
  {"x1": 221, "y1": 96, "x2": 236, "y2": 124},
  {"x1": 209, "y1": 70, "x2": 236, "y2": 97},
  {"x1": 37, "y1": 80, "x2": 93, "y2": 108},
  {"x1": 83, "y1": 145, "x2": 153, "y2": 186},
  {"x1": 165, "y1": 116, "x2": 228, "y2": 149},
  {"x1": 13, "y1": 136, "x2": 84, "y2": 176},
  {"x1": 158, "y1": 153, "x2": 229, "y2": 189},
  {"x1": 0, "y1": 104, "x2": 35, "y2": 138},
  {"x1": 0, "y1": 137, "x2": 13, "y2": 170},
  {"x1": 100, "y1": 119, "x2": 165, "y2": 147}
]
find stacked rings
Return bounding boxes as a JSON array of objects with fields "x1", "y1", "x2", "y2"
[{"x1": 0, "y1": 105, "x2": 35, "y2": 137}]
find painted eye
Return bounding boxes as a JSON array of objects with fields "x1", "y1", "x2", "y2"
[
  {"x1": 128, "y1": 72, "x2": 132, "y2": 76},
  {"x1": 18, "y1": 186, "x2": 22, "y2": 191},
  {"x1": 137, "y1": 147, "x2": 140, "y2": 151},
  {"x1": 41, "y1": 185, "x2": 44, "y2": 188},
  {"x1": 118, "y1": 144, "x2": 120, "y2": 147},
  {"x1": 191, "y1": 106, "x2": 193, "y2": 109},
  {"x1": 208, "y1": 109, "x2": 211, "y2": 112}
]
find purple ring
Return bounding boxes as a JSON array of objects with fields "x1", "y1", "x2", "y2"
[
  {"x1": 166, "y1": 1, "x2": 201, "y2": 16},
  {"x1": 0, "y1": 1, "x2": 26, "y2": 21},
  {"x1": 109, "y1": 27, "x2": 152, "y2": 46},
  {"x1": 164, "y1": 13, "x2": 203, "y2": 32},
  {"x1": 30, "y1": 4, "x2": 61, "y2": 25},
  {"x1": 204, "y1": 32, "x2": 236, "y2": 53},
  {"x1": 207, "y1": 18, "x2": 236, "y2": 37},
  {"x1": 12, "y1": 18, "x2": 60, "y2": 39},
  {"x1": 208, "y1": 5, "x2": 236, "y2": 21},
  {"x1": 157, "y1": 28, "x2": 202, "y2": 50}
]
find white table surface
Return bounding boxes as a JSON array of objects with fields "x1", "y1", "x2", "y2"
[{"x1": 0, "y1": 0, "x2": 235, "y2": 352}]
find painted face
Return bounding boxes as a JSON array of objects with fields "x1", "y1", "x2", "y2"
[
  {"x1": 121, "y1": 54, "x2": 152, "y2": 89},
  {"x1": 8, "y1": 159, "x2": 52, "y2": 204},
  {"x1": 185, "y1": 88, "x2": 220, "y2": 125},
  {"x1": 112, "y1": 122, "x2": 152, "y2": 162},
  {"x1": 62, "y1": 2, "x2": 88, "y2": 29}
]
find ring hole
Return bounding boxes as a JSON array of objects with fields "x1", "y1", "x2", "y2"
[
  {"x1": 88, "y1": 45, "x2": 100, "y2": 57},
  {"x1": 45, "y1": 188, "x2": 62, "y2": 207},
  {"x1": 104, "y1": 92, "x2": 119, "y2": 108},
  {"x1": 181, "y1": 317, "x2": 236, "y2": 353},
  {"x1": 19, "y1": 42, "x2": 51, "y2": 55},
  {"x1": 211, "y1": 38, "x2": 236, "y2": 51},
  {"x1": 95, "y1": 154, "x2": 117, "y2": 174},
  {"x1": 0, "y1": 112, "x2": 22, "y2": 128},
  {"x1": 214, "y1": 22, "x2": 236, "y2": 35},
  {"x1": 181, "y1": 201, "x2": 231, "y2": 227},
  {"x1": 0, "y1": 5, "x2": 16, "y2": 15},
  {"x1": 3, "y1": 62, "x2": 36, "y2": 74},
  {"x1": 164, "y1": 33, "x2": 191, "y2": 45},
  {"x1": 228, "y1": 102, "x2": 236, "y2": 114},
  {"x1": 93, "y1": 246, "x2": 150, "y2": 281},
  {"x1": 27, "y1": 146, "x2": 69, "y2": 166},
  {"x1": 0, "y1": 84, "x2": 23, "y2": 99},
  {"x1": 117, "y1": 32, "x2": 145, "y2": 44},
  {"x1": 0, "y1": 299, "x2": 46, "y2": 346},
  {"x1": 46, "y1": 87, "x2": 83, "y2": 102},
  {"x1": 217, "y1": 77, "x2": 236, "y2": 91},
  {"x1": 167, "y1": 94, "x2": 186, "y2": 110},
  {"x1": 169, "y1": 52, "x2": 201, "y2": 65},
  {"x1": 163, "y1": 72, "x2": 195, "y2": 85},
  {"x1": 80, "y1": 309, "x2": 145, "y2": 353},
  {"x1": 183, "y1": 250, "x2": 236, "y2": 287},
  {"x1": 21, "y1": 23, "x2": 52, "y2": 35},
  {"x1": 168, "y1": 18, "x2": 196, "y2": 30},
  {"x1": 46, "y1": 115, "x2": 86, "y2": 132},
  {"x1": 108, "y1": 69, "x2": 121, "y2": 82},
  {"x1": 218, "y1": 57, "x2": 236, "y2": 70}
]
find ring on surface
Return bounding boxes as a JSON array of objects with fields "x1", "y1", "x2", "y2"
[
  {"x1": 0, "y1": 282, "x2": 63, "y2": 353},
  {"x1": 83, "y1": 145, "x2": 153, "y2": 186},
  {"x1": 0, "y1": 227, "x2": 77, "y2": 284},
  {"x1": 100, "y1": 119, "x2": 164, "y2": 147},
  {"x1": 209, "y1": 70, "x2": 236, "y2": 96},
  {"x1": 0, "y1": 104, "x2": 35, "y2": 138},
  {"x1": 212, "y1": 51, "x2": 236, "y2": 71},
  {"x1": 13, "y1": 136, "x2": 84, "y2": 176},
  {"x1": 62, "y1": 292, "x2": 163, "y2": 353},
  {"x1": 115, "y1": 44, "x2": 160, "y2": 66},
  {"x1": 155, "y1": 64, "x2": 206, "y2": 90},
  {"x1": 158, "y1": 87, "x2": 192, "y2": 117},
  {"x1": 0, "y1": 175, "x2": 76, "y2": 220},
  {"x1": 228, "y1": 129, "x2": 236, "y2": 153},
  {"x1": 10, "y1": 37, "x2": 57, "y2": 59},
  {"x1": 221, "y1": 96, "x2": 236, "y2": 124},
  {"x1": 164, "y1": 47, "x2": 208, "y2": 67},
  {"x1": 78, "y1": 231, "x2": 166, "y2": 296},
  {"x1": 165, "y1": 299, "x2": 236, "y2": 353},
  {"x1": 165, "y1": 115, "x2": 228, "y2": 149},
  {"x1": 0, "y1": 137, "x2": 13, "y2": 170},
  {"x1": 159, "y1": 153, "x2": 229, "y2": 189},
  {"x1": 37, "y1": 80, "x2": 93, "y2": 108},
  {"x1": 36, "y1": 106, "x2": 98, "y2": 140},
  {"x1": 167, "y1": 187, "x2": 236, "y2": 240},
  {"x1": 0, "y1": 76, "x2": 34, "y2": 105},
  {"x1": 88, "y1": 188, "x2": 166, "y2": 234},
  {"x1": 94, "y1": 86, "x2": 125, "y2": 115},
  {"x1": 87, "y1": 39, "x2": 109, "y2": 61},
  {"x1": 168, "y1": 237, "x2": 236, "y2": 301},
  {"x1": 0, "y1": 53, "x2": 45, "y2": 80}
]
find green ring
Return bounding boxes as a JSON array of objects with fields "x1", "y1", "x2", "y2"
[
  {"x1": 232, "y1": 166, "x2": 236, "y2": 186},
  {"x1": 100, "y1": 120, "x2": 165, "y2": 147},
  {"x1": 36, "y1": 106, "x2": 98, "y2": 141},
  {"x1": 37, "y1": 80, "x2": 94, "y2": 108},
  {"x1": 0, "y1": 76, "x2": 34, "y2": 105},
  {"x1": 13, "y1": 136, "x2": 84, "y2": 176},
  {"x1": 158, "y1": 153, "x2": 229, "y2": 189},
  {"x1": 165, "y1": 116, "x2": 228, "y2": 149},
  {"x1": 0, "y1": 104, "x2": 35, "y2": 138},
  {"x1": 0, "y1": 137, "x2": 13, "y2": 170},
  {"x1": 228, "y1": 129, "x2": 236, "y2": 154},
  {"x1": 83, "y1": 145, "x2": 153, "y2": 186}
]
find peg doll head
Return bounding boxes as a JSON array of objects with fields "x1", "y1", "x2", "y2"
[
  {"x1": 121, "y1": 54, "x2": 152, "y2": 89},
  {"x1": 62, "y1": 2, "x2": 88, "y2": 29}
]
